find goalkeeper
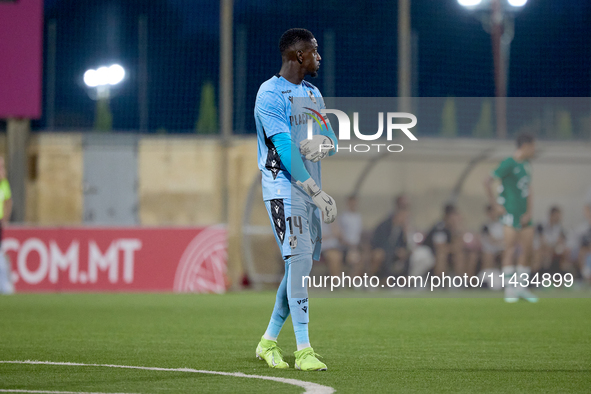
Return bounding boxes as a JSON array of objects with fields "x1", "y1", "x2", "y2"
[{"x1": 253, "y1": 28, "x2": 337, "y2": 371}]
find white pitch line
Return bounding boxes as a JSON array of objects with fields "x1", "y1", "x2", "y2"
[
  {"x1": 0, "y1": 390, "x2": 138, "y2": 394},
  {"x1": 0, "y1": 360, "x2": 335, "y2": 394}
]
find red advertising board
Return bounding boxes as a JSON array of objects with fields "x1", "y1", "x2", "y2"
[
  {"x1": 2, "y1": 226, "x2": 227, "y2": 293},
  {"x1": 0, "y1": 0, "x2": 44, "y2": 118}
]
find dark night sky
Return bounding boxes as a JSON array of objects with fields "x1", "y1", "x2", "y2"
[{"x1": 39, "y1": 0, "x2": 591, "y2": 132}]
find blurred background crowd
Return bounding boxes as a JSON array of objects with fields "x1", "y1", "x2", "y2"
[{"x1": 317, "y1": 188, "x2": 591, "y2": 288}]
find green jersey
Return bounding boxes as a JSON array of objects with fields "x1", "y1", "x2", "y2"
[
  {"x1": 0, "y1": 178, "x2": 11, "y2": 220},
  {"x1": 492, "y1": 157, "x2": 531, "y2": 228}
]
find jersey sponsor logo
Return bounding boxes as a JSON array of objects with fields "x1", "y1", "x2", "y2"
[
  {"x1": 281, "y1": 90, "x2": 292, "y2": 94},
  {"x1": 290, "y1": 113, "x2": 312, "y2": 127}
]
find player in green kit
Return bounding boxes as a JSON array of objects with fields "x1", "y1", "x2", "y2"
[{"x1": 484, "y1": 133, "x2": 538, "y2": 303}]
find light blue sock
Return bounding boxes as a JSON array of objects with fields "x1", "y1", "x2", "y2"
[
  {"x1": 294, "y1": 322, "x2": 310, "y2": 350},
  {"x1": 263, "y1": 258, "x2": 291, "y2": 341},
  {"x1": 287, "y1": 254, "x2": 313, "y2": 350},
  {"x1": 264, "y1": 318, "x2": 285, "y2": 341}
]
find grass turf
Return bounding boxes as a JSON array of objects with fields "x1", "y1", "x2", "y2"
[{"x1": 0, "y1": 292, "x2": 590, "y2": 393}]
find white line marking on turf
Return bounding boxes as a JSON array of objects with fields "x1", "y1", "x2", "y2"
[
  {"x1": 0, "y1": 390, "x2": 138, "y2": 394},
  {"x1": 0, "y1": 361, "x2": 335, "y2": 394}
]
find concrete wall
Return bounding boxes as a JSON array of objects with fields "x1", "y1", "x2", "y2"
[
  {"x1": 138, "y1": 137, "x2": 224, "y2": 225},
  {"x1": 27, "y1": 133, "x2": 84, "y2": 224}
]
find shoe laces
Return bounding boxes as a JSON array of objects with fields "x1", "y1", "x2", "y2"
[
  {"x1": 266, "y1": 344, "x2": 284, "y2": 359},
  {"x1": 301, "y1": 349, "x2": 322, "y2": 360}
]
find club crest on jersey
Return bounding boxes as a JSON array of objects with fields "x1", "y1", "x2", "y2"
[
  {"x1": 307, "y1": 90, "x2": 317, "y2": 104},
  {"x1": 288, "y1": 96, "x2": 293, "y2": 103}
]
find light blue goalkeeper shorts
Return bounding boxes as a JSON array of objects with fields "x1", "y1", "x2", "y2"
[{"x1": 264, "y1": 197, "x2": 322, "y2": 260}]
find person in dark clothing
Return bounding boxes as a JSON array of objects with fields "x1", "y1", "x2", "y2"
[
  {"x1": 423, "y1": 204, "x2": 464, "y2": 276},
  {"x1": 369, "y1": 194, "x2": 410, "y2": 279}
]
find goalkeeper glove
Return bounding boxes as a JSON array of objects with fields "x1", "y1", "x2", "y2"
[
  {"x1": 296, "y1": 178, "x2": 337, "y2": 224},
  {"x1": 299, "y1": 135, "x2": 334, "y2": 162}
]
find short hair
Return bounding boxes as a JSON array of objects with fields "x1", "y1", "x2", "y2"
[
  {"x1": 444, "y1": 204, "x2": 457, "y2": 217},
  {"x1": 279, "y1": 28, "x2": 315, "y2": 54},
  {"x1": 516, "y1": 132, "x2": 535, "y2": 148}
]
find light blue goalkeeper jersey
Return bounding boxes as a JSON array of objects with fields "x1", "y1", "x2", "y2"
[{"x1": 254, "y1": 74, "x2": 326, "y2": 202}]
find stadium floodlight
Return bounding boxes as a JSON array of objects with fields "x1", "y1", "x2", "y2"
[
  {"x1": 83, "y1": 64, "x2": 125, "y2": 101},
  {"x1": 507, "y1": 0, "x2": 527, "y2": 7},
  {"x1": 84, "y1": 64, "x2": 125, "y2": 88},
  {"x1": 107, "y1": 64, "x2": 125, "y2": 85},
  {"x1": 83, "y1": 69, "x2": 99, "y2": 88},
  {"x1": 457, "y1": 0, "x2": 482, "y2": 7}
]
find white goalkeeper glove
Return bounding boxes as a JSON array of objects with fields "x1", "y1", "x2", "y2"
[
  {"x1": 296, "y1": 178, "x2": 337, "y2": 224},
  {"x1": 299, "y1": 135, "x2": 334, "y2": 162}
]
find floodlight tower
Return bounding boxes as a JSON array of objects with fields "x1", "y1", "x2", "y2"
[
  {"x1": 83, "y1": 64, "x2": 125, "y2": 130},
  {"x1": 457, "y1": 0, "x2": 528, "y2": 138}
]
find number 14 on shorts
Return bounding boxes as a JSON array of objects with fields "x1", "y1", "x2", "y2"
[{"x1": 286, "y1": 216, "x2": 304, "y2": 234}]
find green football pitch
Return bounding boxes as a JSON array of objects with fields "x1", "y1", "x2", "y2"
[{"x1": 1, "y1": 292, "x2": 590, "y2": 393}]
